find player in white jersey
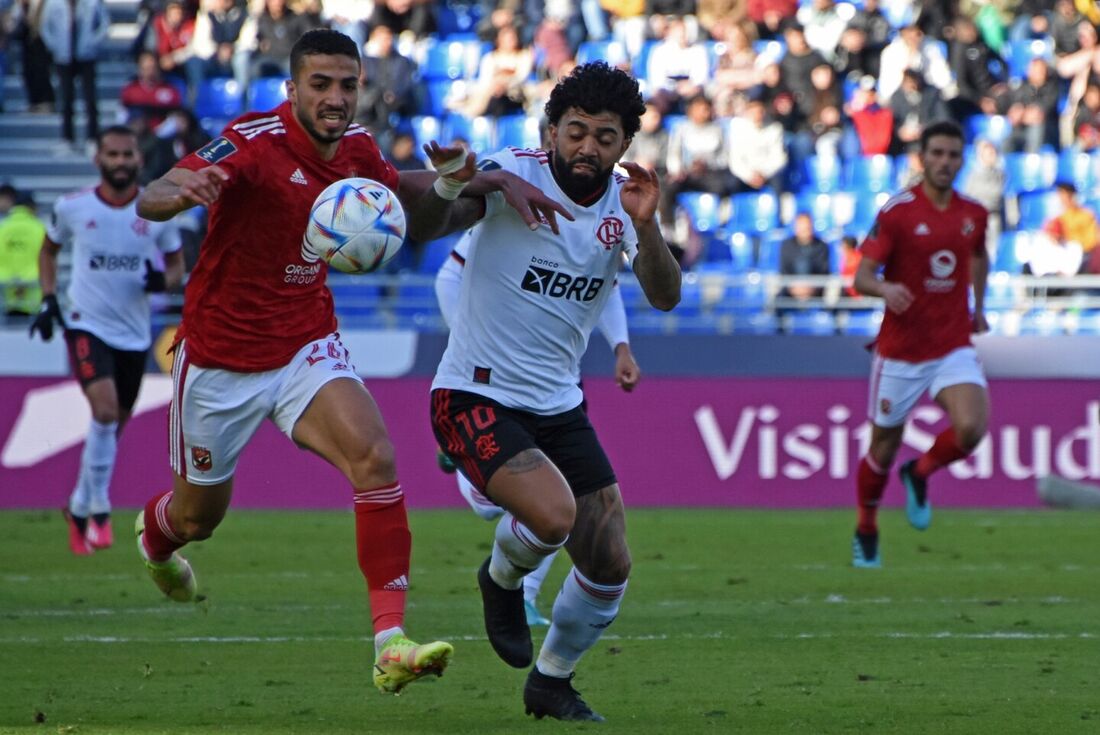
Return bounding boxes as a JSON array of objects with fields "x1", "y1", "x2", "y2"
[
  {"x1": 428, "y1": 62, "x2": 680, "y2": 722},
  {"x1": 29, "y1": 125, "x2": 183, "y2": 555},
  {"x1": 434, "y1": 227, "x2": 641, "y2": 628}
]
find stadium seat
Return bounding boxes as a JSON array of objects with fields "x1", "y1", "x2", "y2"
[
  {"x1": 634, "y1": 39, "x2": 656, "y2": 79},
  {"x1": 422, "y1": 79, "x2": 463, "y2": 116},
  {"x1": 849, "y1": 192, "x2": 889, "y2": 235},
  {"x1": 496, "y1": 114, "x2": 541, "y2": 148},
  {"x1": 194, "y1": 78, "x2": 244, "y2": 119},
  {"x1": 796, "y1": 193, "x2": 836, "y2": 233},
  {"x1": 576, "y1": 40, "x2": 629, "y2": 66},
  {"x1": 422, "y1": 39, "x2": 480, "y2": 80},
  {"x1": 964, "y1": 114, "x2": 1012, "y2": 147},
  {"x1": 1016, "y1": 191, "x2": 1062, "y2": 230},
  {"x1": 985, "y1": 272, "x2": 1019, "y2": 307},
  {"x1": 1004, "y1": 152, "x2": 1057, "y2": 195},
  {"x1": 444, "y1": 114, "x2": 495, "y2": 153},
  {"x1": 328, "y1": 280, "x2": 384, "y2": 317},
  {"x1": 727, "y1": 231, "x2": 755, "y2": 271},
  {"x1": 844, "y1": 155, "x2": 894, "y2": 194},
  {"x1": 1006, "y1": 38, "x2": 1053, "y2": 81},
  {"x1": 199, "y1": 117, "x2": 231, "y2": 137},
  {"x1": 841, "y1": 309, "x2": 884, "y2": 335},
  {"x1": 730, "y1": 191, "x2": 779, "y2": 236},
  {"x1": 1056, "y1": 149, "x2": 1100, "y2": 193},
  {"x1": 752, "y1": 39, "x2": 786, "y2": 64},
  {"x1": 677, "y1": 279, "x2": 703, "y2": 316},
  {"x1": 417, "y1": 235, "x2": 459, "y2": 274},
  {"x1": 786, "y1": 309, "x2": 837, "y2": 335},
  {"x1": 803, "y1": 155, "x2": 842, "y2": 193},
  {"x1": 1019, "y1": 310, "x2": 1063, "y2": 335},
  {"x1": 409, "y1": 115, "x2": 442, "y2": 150},
  {"x1": 678, "y1": 192, "x2": 726, "y2": 234},
  {"x1": 436, "y1": 2, "x2": 481, "y2": 37},
  {"x1": 994, "y1": 231, "x2": 1029, "y2": 273},
  {"x1": 247, "y1": 77, "x2": 286, "y2": 112},
  {"x1": 393, "y1": 277, "x2": 440, "y2": 317},
  {"x1": 755, "y1": 230, "x2": 784, "y2": 272},
  {"x1": 731, "y1": 310, "x2": 779, "y2": 334}
]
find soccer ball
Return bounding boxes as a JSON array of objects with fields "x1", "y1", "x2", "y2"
[{"x1": 304, "y1": 178, "x2": 406, "y2": 274}]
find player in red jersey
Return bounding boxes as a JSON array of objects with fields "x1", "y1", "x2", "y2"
[
  {"x1": 851, "y1": 120, "x2": 990, "y2": 568},
  {"x1": 130, "y1": 29, "x2": 569, "y2": 694}
]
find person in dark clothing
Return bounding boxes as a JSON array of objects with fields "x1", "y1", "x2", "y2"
[
  {"x1": 251, "y1": 0, "x2": 309, "y2": 78},
  {"x1": 948, "y1": 15, "x2": 1005, "y2": 121},
  {"x1": 1000, "y1": 57, "x2": 1061, "y2": 152},
  {"x1": 355, "y1": 23, "x2": 419, "y2": 141},
  {"x1": 14, "y1": 0, "x2": 57, "y2": 112},
  {"x1": 779, "y1": 20, "x2": 828, "y2": 115},
  {"x1": 780, "y1": 211, "x2": 831, "y2": 300},
  {"x1": 368, "y1": 0, "x2": 435, "y2": 40},
  {"x1": 890, "y1": 69, "x2": 949, "y2": 153}
]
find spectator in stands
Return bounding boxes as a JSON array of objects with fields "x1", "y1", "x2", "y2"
[
  {"x1": 727, "y1": 93, "x2": 788, "y2": 192},
  {"x1": 755, "y1": 60, "x2": 799, "y2": 131},
  {"x1": 1069, "y1": 80, "x2": 1100, "y2": 150},
  {"x1": 709, "y1": 22, "x2": 758, "y2": 116},
  {"x1": 647, "y1": 0, "x2": 697, "y2": 17},
  {"x1": 151, "y1": 0, "x2": 196, "y2": 85},
  {"x1": 948, "y1": 15, "x2": 1006, "y2": 121},
  {"x1": 139, "y1": 106, "x2": 210, "y2": 182},
  {"x1": 747, "y1": 0, "x2": 797, "y2": 40},
  {"x1": 40, "y1": 0, "x2": 109, "y2": 152},
  {"x1": 1049, "y1": 0, "x2": 1086, "y2": 56},
  {"x1": 779, "y1": 20, "x2": 828, "y2": 116},
  {"x1": 646, "y1": 15, "x2": 710, "y2": 114},
  {"x1": 369, "y1": 0, "x2": 435, "y2": 43},
  {"x1": 531, "y1": 4, "x2": 583, "y2": 81},
  {"x1": 458, "y1": 23, "x2": 532, "y2": 117},
  {"x1": 603, "y1": 0, "x2": 649, "y2": 56},
  {"x1": 1008, "y1": 0, "x2": 1054, "y2": 45},
  {"x1": 387, "y1": 129, "x2": 425, "y2": 171},
  {"x1": 289, "y1": 0, "x2": 321, "y2": 26},
  {"x1": 787, "y1": 61, "x2": 845, "y2": 164},
  {"x1": 662, "y1": 93, "x2": 736, "y2": 221},
  {"x1": 915, "y1": 0, "x2": 954, "y2": 40},
  {"x1": 697, "y1": 0, "x2": 750, "y2": 42},
  {"x1": 1055, "y1": 19, "x2": 1100, "y2": 82},
  {"x1": 475, "y1": 0, "x2": 524, "y2": 43},
  {"x1": 188, "y1": 0, "x2": 250, "y2": 94},
  {"x1": 250, "y1": 0, "x2": 307, "y2": 78},
  {"x1": 847, "y1": 75, "x2": 893, "y2": 155},
  {"x1": 877, "y1": 21, "x2": 953, "y2": 101},
  {"x1": 356, "y1": 23, "x2": 418, "y2": 143},
  {"x1": 1025, "y1": 182, "x2": 1094, "y2": 276},
  {"x1": 797, "y1": 0, "x2": 845, "y2": 61},
  {"x1": 833, "y1": 25, "x2": 880, "y2": 82},
  {"x1": 121, "y1": 50, "x2": 184, "y2": 129},
  {"x1": 961, "y1": 138, "x2": 1005, "y2": 259},
  {"x1": 846, "y1": 0, "x2": 890, "y2": 51},
  {"x1": 780, "y1": 211, "x2": 831, "y2": 300},
  {"x1": 0, "y1": 188, "x2": 45, "y2": 317},
  {"x1": 838, "y1": 233, "x2": 860, "y2": 296},
  {"x1": 889, "y1": 69, "x2": 949, "y2": 153},
  {"x1": 1001, "y1": 57, "x2": 1060, "y2": 152},
  {"x1": 1052, "y1": 181, "x2": 1099, "y2": 273},
  {"x1": 322, "y1": 0, "x2": 372, "y2": 52},
  {"x1": 12, "y1": 0, "x2": 56, "y2": 113},
  {"x1": 622, "y1": 99, "x2": 669, "y2": 177}
]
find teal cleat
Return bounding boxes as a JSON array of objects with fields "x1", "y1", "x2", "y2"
[
  {"x1": 852, "y1": 530, "x2": 881, "y2": 569},
  {"x1": 524, "y1": 599, "x2": 550, "y2": 627},
  {"x1": 900, "y1": 460, "x2": 932, "y2": 530}
]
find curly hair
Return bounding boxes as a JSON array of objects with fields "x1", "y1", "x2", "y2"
[
  {"x1": 290, "y1": 29, "x2": 361, "y2": 80},
  {"x1": 544, "y1": 62, "x2": 646, "y2": 140}
]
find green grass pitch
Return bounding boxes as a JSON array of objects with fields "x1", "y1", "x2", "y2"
[{"x1": 1, "y1": 508, "x2": 1098, "y2": 734}]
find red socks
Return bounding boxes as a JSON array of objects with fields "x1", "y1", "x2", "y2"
[
  {"x1": 141, "y1": 491, "x2": 185, "y2": 562},
  {"x1": 353, "y1": 483, "x2": 410, "y2": 634},
  {"x1": 856, "y1": 455, "x2": 889, "y2": 535},
  {"x1": 915, "y1": 428, "x2": 968, "y2": 479}
]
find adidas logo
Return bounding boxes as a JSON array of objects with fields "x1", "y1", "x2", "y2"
[
  {"x1": 914, "y1": 223, "x2": 930, "y2": 235},
  {"x1": 383, "y1": 575, "x2": 408, "y2": 591},
  {"x1": 289, "y1": 168, "x2": 308, "y2": 185}
]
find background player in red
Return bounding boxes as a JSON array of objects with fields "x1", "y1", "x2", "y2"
[
  {"x1": 851, "y1": 119, "x2": 991, "y2": 569},
  {"x1": 131, "y1": 29, "x2": 568, "y2": 695}
]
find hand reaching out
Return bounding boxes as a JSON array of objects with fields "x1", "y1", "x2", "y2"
[{"x1": 617, "y1": 161, "x2": 659, "y2": 224}]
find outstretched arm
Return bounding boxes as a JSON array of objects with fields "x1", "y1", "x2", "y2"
[
  {"x1": 138, "y1": 166, "x2": 230, "y2": 221},
  {"x1": 619, "y1": 161, "x2": 680, "y2": 311}
]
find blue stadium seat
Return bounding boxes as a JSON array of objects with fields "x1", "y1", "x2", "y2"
[
  {"x1": 1070, "y1": 310, "x2": 1100, "y2": 335},
  {"x1": 727, "y1": 231, "x2": 755, "y2": 271},
  {"x1": 844, "y1": 154, "x2": 895, "y2": 194},
  {"x1": 1004, "y1": 151, "x2": 1057, "y2": 195},
  {"x1": 730, "y1": 192, "x2": 779, "y2": 236},
  {"x1": 496, "y1": 114, "x2": 541, "y2": 148},
  {"x1": 1016, "y1": 191, "x2": 1061, "y2": 230},
  {"x1": 194, "y1": 78, "x2": 244, "y2": 119},
  {"x1": 422, "y1": 79, "x2": 462, "y2": 116},
  {"x1": 417, "y1": 235, "x2": 459, "y2": 274},
  {"x1": 422, "y1": 39, "x2": 480, "y2": 80},
  {"x1": 329, "y1": 281, "x2": 384, "y2": 317},
  {"x1": 786, "y1": 309, "x2": 837, "y2": 335},
  {"x1": 677, "y1": 279, "x2": 703, "y2": 316},
  {"x1": 199, "y1": 117, "x2": 231, "y2": 137},
  {"x1": 1019, "y1": 310, "x2": 1063, "y2": 335},
  {"x1": 393, "y1": 279, "x2": 440, "y2": 317},
  {"x1": 731, "y1": 310, "x2": 780, "y2": 334},
  {"x1": 994, "y1": 231, "x2": 1029, "y2": 273},
  {"x1": 678, "y1": 192, "x2": 726, "y2": 233},
  {"x1": 1006, "y1": 38, "x2": 1053, "y2": 81},
  {"x1": 796, "y1": 193, "x2": 836, "y2": 233},
  {"x1": 436, "y1": 2, "x2": 481, "y2": 37},
  {"x1": 409, "y1": 115, "x2": 442, "y2": 150},
  {"x1": 443, "y1": 114, "x2": 495, "y2": 153},
  {"x1": 842, "y1": 310, "x2": 883, "y2": 335},
  {"x1": 752, "y1": 39, "x2": 786, "y2": 64},
  {"x1": 985, "y1": 272, "x2": 1019, "y2": 307},
  {"x1": 849, "y1": 192, "x2": 890, "y2": 235},
  {"x1": 634, "y1": 39, "x2": 656, "y2": 79},
  {"x1": 803, "y1": 155, "x2": 842, "y2": 193},
  {"x1": 576, "y1": 40, "x2": 629, "y2": 66},
  {"x1": 247, "y1": 77, "x2": 286, "y2": 112},
  {"x1": 1056, "y1": 149, "x2": 1100, "y2": 193},
  {"x1": 964, "y1": 114, "x2": 1012, "y2": 147},
  {"x1": 755, "y1": 230, "x2": 784, "y2": 272}
]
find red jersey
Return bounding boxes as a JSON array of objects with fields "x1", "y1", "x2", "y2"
[
  {"x1": 176, "y1": 101, "x2": 399, "y2": 371},
  {"x1": 860, "y1": 184, "x2": 987, "y2": 362}
]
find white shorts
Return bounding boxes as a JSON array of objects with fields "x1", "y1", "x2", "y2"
[
  {"x1": 867, "y1": 346, "x2": 987, "y2": 428},
  {"x1": 169, "y1": 333, "x2": 360, "y2": 485}
]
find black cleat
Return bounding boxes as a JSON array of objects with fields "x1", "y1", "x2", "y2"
[
  {"x1": 524, "y1": 669, "x2": 605, "y2": 722},
  {"x1": 477, "y1": 557, "x2": 532, "y2": 668}
]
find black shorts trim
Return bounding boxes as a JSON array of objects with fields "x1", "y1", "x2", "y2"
[
  {"x1": 64, "y1": 329, "x2": 147, "y2": 412},
  {"x1": 431, "y1": 388, "x2": 616, "y2": 498}
]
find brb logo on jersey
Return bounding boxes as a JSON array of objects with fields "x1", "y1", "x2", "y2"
[
  {"x1": 596, "y1": 216, "x2": 625, "y2": 250},
  {"x1": 89, "y1": 253, "x2": 141, "y2": 271},
  {"x1": 925, "y1": 249, "x2": 958, "y2": 292},
  {"x1": 521, "y1": 257, "x2": 605, "y2": 302}
]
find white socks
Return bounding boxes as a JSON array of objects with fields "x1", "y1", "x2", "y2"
[
  {"x1": 523, "y1": 551, "x2": 556, "y2": 605},
  {"x1": 488, "y1": 514, "x2": 565, "y2": 591},
  {"x1": 374, "y1": 626, "x2": 404, "y2": 654},
  {"x1": 536, "y1": 567, "x2": 626, "y2": 678},
  {"x1": 69, "y1": 419, "x2": 118, "y2": 517}
]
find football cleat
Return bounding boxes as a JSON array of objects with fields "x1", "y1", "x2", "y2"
[
  {"x1": 87, "y1": 517, "x2": 113, "y2": 550},
  {"x1": 900, "y1": 460, "x2": 932, "y2": 530},
  {"x1": 135, "y1": 512, "x2": 197, "y2": 602},
  {"x1": 478, "y1": 557, "x2": 532, "y2": 668},
  {"x1": 373, "y1": 634, "x2": 453, "y2": 695},
  {"x1": 524, "y1": 669, "x2": 605, "y2": 722},
  {"x1": 436, "y1": 446, "x2": 456, "y2": 474},
  {"x1": 852, "y1": 530, "x2": 881, "y2": 569},
  {"x1": 524, "y1": 599, "x2": 550, "y2": 627},
  {"x1": 62, "y1": 508, "x2": 93, "y2": 556}
]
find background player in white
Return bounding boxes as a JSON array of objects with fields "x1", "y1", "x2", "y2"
[
  {"x1": 131, "y1": 30, "x2": 569, "y2": 695},
  {"x1": 29, "y1": 125, "x2": 183, "y2": 556},
  {"x1": 428, "y1": 62, "x2": 681, "y2": 721},
  {"x1": 434, "y1": 227, "x2": 640, "y2": 627}
]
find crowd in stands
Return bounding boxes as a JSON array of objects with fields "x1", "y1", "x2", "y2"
[{"x1": 2, "y1": 0, "x2": 1100, "y2": 307}]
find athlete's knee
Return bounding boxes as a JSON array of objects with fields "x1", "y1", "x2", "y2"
[
  {"x1": 527, "y1": 500, "x2": 575, "y2": 547},
  {"x1": 954, "y1": 420, "x2": 987, "y2": 453},
  {"x1": 344, "y1": 437, "x2": 397, "y2": 489},
  {"x1": 89, "y1": 404, "x2": 120, "y2": 424}
]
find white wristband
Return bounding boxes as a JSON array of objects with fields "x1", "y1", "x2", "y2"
[{"x1": 433, "y1": 175, "x2": 468, "y2": 200}]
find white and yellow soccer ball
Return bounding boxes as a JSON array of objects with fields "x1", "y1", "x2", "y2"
[{"x1": 303, "y1": 178, "x2": 407, "y2": 274}]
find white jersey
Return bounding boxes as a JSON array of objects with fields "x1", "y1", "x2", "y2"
[
  {"x1": 48, "y1": 187, "x2": 181, "y2": 351},
  {"x1": 432, "y1": 147, "x2": 639, "y2": 414}
]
